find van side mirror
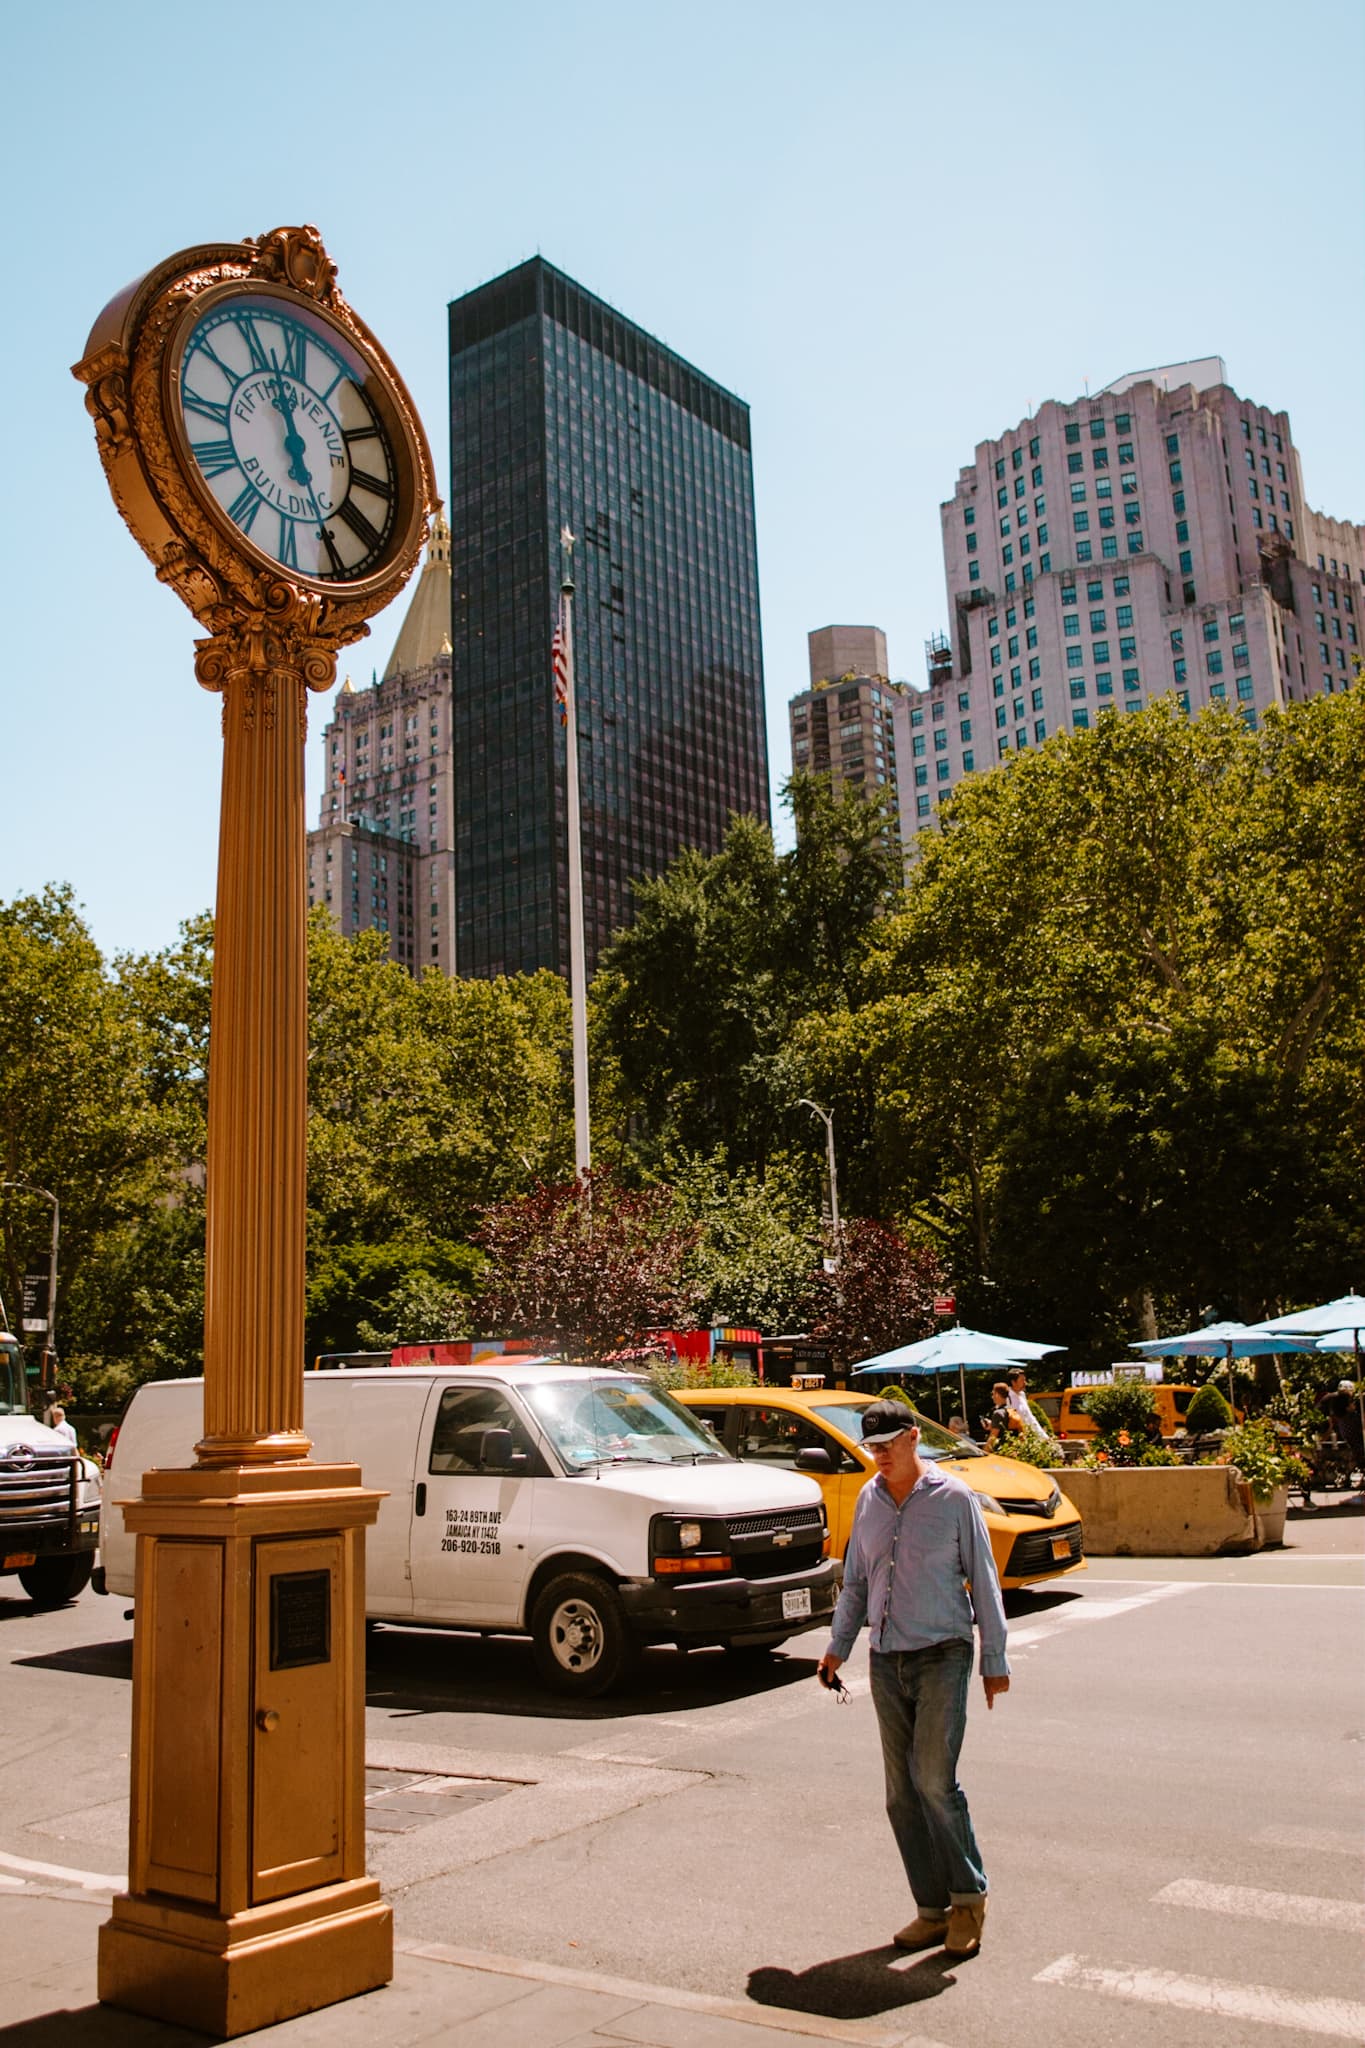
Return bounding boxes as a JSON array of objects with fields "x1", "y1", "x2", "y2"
[
  {"x1": 794, "y1": 1446, "x2": 835, "y2": 1474},
  {"x1": 480, "y1": 1428, "x2": 517, "y2": 1472}
]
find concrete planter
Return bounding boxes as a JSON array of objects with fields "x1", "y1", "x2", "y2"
[
  {"x1": 1049, "y1": 1464, "x2": 1261, "y2": 1556},
  {"x1": 1252, "y1": 1484, "x2": 1290, "y2": 1548}
]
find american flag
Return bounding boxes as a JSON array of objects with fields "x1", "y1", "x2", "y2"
[{"x1": 551, "y1": 602, "x2": 569, "y2": 727}]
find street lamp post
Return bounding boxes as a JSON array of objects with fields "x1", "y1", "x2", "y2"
[
  {"x1": 798, "y1": 1100, "x2": 840, "y2": 1256},
  {"x1": 0, "y1": 1181, "x2": 59, "y2": 1402}
]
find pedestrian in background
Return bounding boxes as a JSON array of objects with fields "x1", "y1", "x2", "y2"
[
  {"x1": 818, "y1": 1399, "x2": 1009, "y2": 1959},
  {"x1": 48, "y1": 1404, "x2": 77, "y2": 1448},
  {"x1": 1005, "y1": 1368, "x2": 1049, "y2": 1440}
]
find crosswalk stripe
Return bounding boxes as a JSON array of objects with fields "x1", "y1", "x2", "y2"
[
  {"x1": 1256, "y1": 1823, "x2": 1365, "y2": 1859},
  {"x1": 1154, "y1": 1877, "x2": 1365, "y2": 1933},
  {"x1": 1008, "y1": 1580, "x2": 1191, "y2": 1648},
  {"x1": 0, "y1": 1849, "x2": 125, "y2": 1892},
  {"x1": 1035, "y1": 1953, "x2": 1365, "y2": 2040}
]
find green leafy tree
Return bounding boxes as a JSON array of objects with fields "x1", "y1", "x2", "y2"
[{"x1": 669, "y1": 1151, "x2": 821, "y2": 1332}]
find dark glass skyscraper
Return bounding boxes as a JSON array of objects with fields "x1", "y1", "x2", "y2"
[{"x1": 448, "y1": 259, "x2": 769, "y2": 977}]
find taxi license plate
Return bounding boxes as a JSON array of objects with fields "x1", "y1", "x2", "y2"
[
  {"x1": 1051, "y1": 1536, "x2": 1072, "y2": 1561},
  {"x1": 782, "y1": 1588, "x2": 812, "y2": 1621},
  {"x1": 3, "y1": 1554, "x2": 36, "y2": 1570}
]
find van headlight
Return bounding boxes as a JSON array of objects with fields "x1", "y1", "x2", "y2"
[{"x1": 650, "y1": 1514, "x2": 731, "y2": 1576}]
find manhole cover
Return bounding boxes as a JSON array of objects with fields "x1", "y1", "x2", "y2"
[{"x1": 363, "y1": 1766, "x2": 520, "y2": 1835}]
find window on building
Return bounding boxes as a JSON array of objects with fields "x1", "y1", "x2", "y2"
[
  {"x1": 959, "y1": 718, "x2": 972, "y2": 741},
  {"x1": 1073, "y1": 709, "x2": 1090, "y2": 729},
  {"x1": 1005, "y1": 572, "x2": 1016, "y2": 591},
  {"x1": 1096, "y1": 477, "x2": 1113, "y2": 500},
  {"x1": 1119, "y1": 637, "x2": 1136, "y2": 659},
  {"x1": 914, "y1": 764, "x2": 928, "y2": 785},
  {"x1": 995, "y1": 706, "x2": 1007, "y2": 728},
  {"x1": 1031, "y1": 685, "x2": 1044, "y2": 710},
  {"x1": 1071, "y1": 482, "x2": 1088, "y2": 503},
  {"x1": 1002, "y1": 544, "x2": 1014, "y2": 564},
  {"x1": 917, "y1": 794, "x2": 931, "y2": 816},
  {"x1": 1077, "y1": 541, "x2": 1093, "y2": 561},
  {"x1": 1068, "y1": 452, "x2": 1084, "y2": 474},
  {"x1": 1093, "y1": 448, "x2": 1109, "y2": 469},
  {"x1": 1118, "y1": 442, "x2": 1134, "y2": 465},
  {"x1": 1069, "y1": 677, "x2": 1087, "y2": 699},
  {"x1": 1092, "y1": 639, "x2": 1110, "y2": 663},
  {"x1": 1123, "y1": 669, "x2": 1140, "y2": 690},
  {"x1": 993, "y1": 676, "x2": 1005, "y2": 697},
  {"x1": 1065, "y1": 614, "x2": 1080, "y2": 636},
  {"x1": 934, "y1": 730, "x2": 947, "y2": 752},
  {"x1": 958, "y1": 690, "x2": 970, "y2": 710},
  {"x1": 1028, "y1": 656, "x2": 1041, "y2": 680},
  {"x1": 1062, "y1": 582, "x2": 1077, "y2": 605},
  {"x1": 1065, "y1": 422, "x2": 1081, "y2": 443},
  {"x1": 1178, "y1": 550, "x2": 1193, "y2": 574},
  {"x1": 1066, "y1": 646, "x2": 1084, "y2": 669},
  {"x1": 1032, "y1": 465, "x2": 1043, "y2": 487},
  {"x1": 912, "y1": 734, "x2": 926, "y2": 757},
  {"x1": 1096, "y1": 671, "x2": 1114, "y2": 695},
  {"x1": 962, "y1": 751, "x2": 975, "y2": 773}
]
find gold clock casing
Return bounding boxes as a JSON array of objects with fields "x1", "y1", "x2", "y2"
[{"x1": 73, "y1": 225, "x2": 435, "y2": 686}]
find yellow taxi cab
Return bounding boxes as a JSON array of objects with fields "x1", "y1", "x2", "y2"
[
  {"x1": 676, "y1": 1386, "x2": 1084, "y2": 1589},
  {"x1": 1030, "y1": 1385, "x2": 1237, "y2": 1441}
]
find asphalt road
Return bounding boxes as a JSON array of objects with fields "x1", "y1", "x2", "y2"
[{"x1": 1, "y1": 1507, "x2": 1361, "y2": 2048}]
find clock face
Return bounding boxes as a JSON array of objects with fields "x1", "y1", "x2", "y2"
[{"x1": 176, "y1": 292, "x2": 399, "y2": 582}]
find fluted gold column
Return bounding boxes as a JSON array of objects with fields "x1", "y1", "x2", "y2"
[{"x1": 194, "y1": 620, "x2": 326, "y2": 1462}]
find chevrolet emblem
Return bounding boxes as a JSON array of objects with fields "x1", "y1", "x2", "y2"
[{"x1": 773, "y1": 1529, "x2": 793, "y2": 1548}]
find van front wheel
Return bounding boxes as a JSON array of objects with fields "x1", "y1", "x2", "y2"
[{"x1": 530, "y1": 1573, "x2": 635, "y2": 1697}]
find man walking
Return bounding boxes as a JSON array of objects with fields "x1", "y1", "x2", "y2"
[
  {"x1": 1004, "y1": 1368, "x2": 1049, "y2": 1440},
  {"x1": 818, "y1": 1399, "x2": 1009, "y2": 1959}
]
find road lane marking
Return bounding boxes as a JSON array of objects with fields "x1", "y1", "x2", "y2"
[
  {"x1": 1035, "y1": 1953, "x2": 1365, "y2": 2039},
  {"x1": 0, "y1": 1849, "x2": 125, "y2": 1891},
  {"x1": 1154, "y1": 1877, "x2": 1365, "y2": 1934},
  {"x1": 1080, "y1": 1575, "x2": 1362, "y2": 1592},
  {"x1": 1256, "y1": 1824, "x2": 1365, "y2": 1859},
  {"x1": 1008, "y1": 1580, "x2": 1192, "y2": 1648}
]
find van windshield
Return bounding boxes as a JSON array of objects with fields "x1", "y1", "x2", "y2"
[{"x1": 523, "y1": 1378, "x2": 727, "y2": 1470}]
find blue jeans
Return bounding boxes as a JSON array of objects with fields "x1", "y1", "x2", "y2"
[{"x1": 869, "y1": 1642, "x2": 987, "y2": 1911}]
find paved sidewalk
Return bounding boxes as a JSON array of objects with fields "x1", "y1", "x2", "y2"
[{"x1": 0, "y1": 1888, "x2": 952, "y2": 2048}]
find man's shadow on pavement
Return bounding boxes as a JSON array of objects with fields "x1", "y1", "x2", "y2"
[{"x1": 748, "y1": 1943, "x2": 961, "y2": 2021}]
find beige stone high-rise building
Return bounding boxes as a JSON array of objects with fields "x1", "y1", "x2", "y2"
[
  {"x1": 306, "y1": 513, "x2": 458, "y2": 973},
  {"x1": 915, "y1": 359, "x2": 1363, "y2": 824}
]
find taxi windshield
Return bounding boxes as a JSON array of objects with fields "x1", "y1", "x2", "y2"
[
  {"x1": 523, "y1": 1377, "x2": 727, "y2": 1470},
  {"x1": 809, "y1": 1397, "x2": 982, "y2": 1460}
]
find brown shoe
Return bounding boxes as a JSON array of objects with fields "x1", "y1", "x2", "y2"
[
  {"x1": 893, "y1": 1913, "x2": 949, "y2": 1951},
  {"x1": 944, "y1": 1894, "x2": 987, "y2": 1957}
]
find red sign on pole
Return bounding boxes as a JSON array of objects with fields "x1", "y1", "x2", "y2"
[{"x1": 932, "y1": 1295, "x2": 956, "y2": 1317}]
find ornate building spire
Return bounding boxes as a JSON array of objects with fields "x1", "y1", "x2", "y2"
[{"x1": 383, "y1": 503, "x2": 452, "y2": 680}]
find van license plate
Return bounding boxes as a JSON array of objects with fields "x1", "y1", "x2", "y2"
[
  {"x1": 782, "y1": 1588, "x2": 812, "y2": 1620},
  {"x1": 3, "y1": 1554, "x2": 36, "y2": 1570},
  {"x1": 1051, "y1": 1537, "x2": 1071, "y2": 1561}
]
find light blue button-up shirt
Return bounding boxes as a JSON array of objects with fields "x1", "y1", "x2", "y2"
[{"x1": 828, "y1": 1462, "x2": 1010, "y2": 1678}]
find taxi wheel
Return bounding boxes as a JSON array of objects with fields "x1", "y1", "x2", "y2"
[{"x1": 531, "y1": 1572, "x2": 636, "y2": 1697}]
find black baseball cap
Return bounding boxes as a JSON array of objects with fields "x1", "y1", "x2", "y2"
[{"x1": 861, "y1": 1399, "x2": 918, "y2": 1445}]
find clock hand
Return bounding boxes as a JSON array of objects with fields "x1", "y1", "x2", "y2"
[{"x1": 269, "y1": 350, "x2": 314, "y2": 490}]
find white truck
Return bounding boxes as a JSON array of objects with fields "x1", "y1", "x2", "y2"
[
  {"x1": 96, "y1": 1360, "x2": 837, "y2": 1695},
  {"x1": 0, "y1": 1329, "x2": 102, "y2": 1606}
]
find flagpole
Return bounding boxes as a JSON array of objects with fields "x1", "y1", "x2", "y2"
[{"x1": 559, "y1": 532, "x2": 591, "y2": 1175}]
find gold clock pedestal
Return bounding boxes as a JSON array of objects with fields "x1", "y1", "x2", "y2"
[
  {"x1": 98, "y1": 1465, "x2": 389, "y2": 2037},
  {"x1": 73, "y1": 228, "x2": 436, "y2": 2038}
]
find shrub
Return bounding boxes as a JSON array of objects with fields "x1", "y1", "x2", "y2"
[
  {"x1": 993, "y1": 1428, "x2": 1062, "y2": 1471},
  {"x1": 1084, "y1": 1379, "x2": 1159, "y2": 1437},
  {"x1": 1209, "y1": 1419, "x2": 1308, "y2": 1502},
  {"x1": 1139, "y1": 1443, "x2": 1182, "y2": 1466},
  {"x1": 649, "y1": 1356, "x2": 756, "y2": 1391},
  {"x1": 1184, "y1": 1382, "x2": 1234, "y2": 1435}
]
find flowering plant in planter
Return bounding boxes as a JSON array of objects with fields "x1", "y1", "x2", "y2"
[{"x1": 1206, "y1": 1419, "x2": 1308, "y2": 1502}]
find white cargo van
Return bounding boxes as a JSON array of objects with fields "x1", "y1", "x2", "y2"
[{"x1": 97, "y1": 1362, "x2": 837, "y2": 1695}]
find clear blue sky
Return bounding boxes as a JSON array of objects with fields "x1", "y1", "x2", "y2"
[{"x1": 5, "y1": 0, "x2": 1362, "y2": 962}]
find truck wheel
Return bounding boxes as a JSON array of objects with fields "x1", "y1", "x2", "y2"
[
  {"x1": 18, "y1": 1555, "x2": 94, "y2": 1608},
  {"x1": 530, "y1": 1572, "x2": 635, "y2": 1697}
]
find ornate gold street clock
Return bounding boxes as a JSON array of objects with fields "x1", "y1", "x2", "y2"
[
  {"x1": 74, "y1": 223, "x2": 434, "y2": 684},
  {"x1": 72, "y1": 237, "x2": 434, "y2": 2032}
]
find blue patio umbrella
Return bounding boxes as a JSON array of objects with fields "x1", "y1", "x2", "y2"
[
  {"x1": 1134, "y1": 1319, "x2": 1317, "y2": 1410},
  {"x1": 1249, "y1": 1296, "x2": 1365, "y2": 1452},
  {"x1": 853, "y1": 1325, "x2": 1064, "y2": 1429}
]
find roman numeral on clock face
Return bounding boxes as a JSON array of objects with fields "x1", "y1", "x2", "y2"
[
  {"x1": 227, "y1": 482, "x2": 262, "y2": 535},
  {"x1": 335, "y1": 497, "x2": 383, "y2": 554},
  {"x1": 350, "y1": 467, "x2": 393, "y2": 502},
  {"x1": 237, "y1": 315, "x2": 270, "y2": 373},
  {"x1": 281, "y1": 325, "x2": 309, "y2": 382},
  {"x1": 318, "y1": 526, "x2": 346, "y2": 576},
  {"x1": 183, "y1": 390, "x2": 230, "y2": 428},
  {"x1": 278, "y1": 514, "x2": 300, "y2": 569},
  {"x1": 191, "y1": 438, "x2": 237, "y2": 479}
]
